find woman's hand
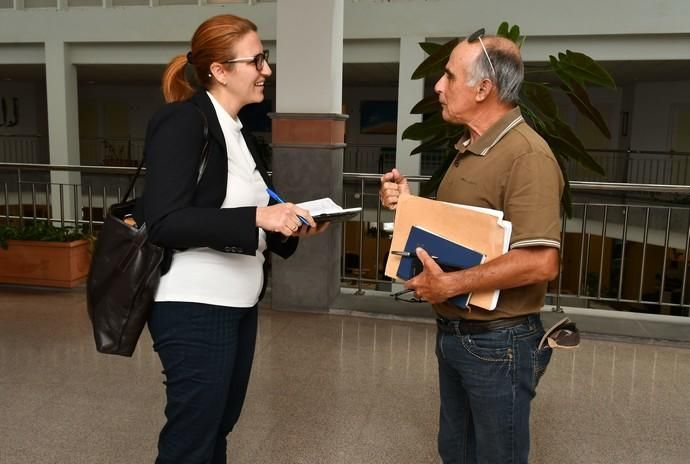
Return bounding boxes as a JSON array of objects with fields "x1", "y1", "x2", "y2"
[{"x1": 256, "y1": 203, "x2": 316, "y2": 237}]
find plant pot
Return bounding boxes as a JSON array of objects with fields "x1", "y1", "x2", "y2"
[{"x1": 0, "y1": 239, "x2": 91, "y2": 288}]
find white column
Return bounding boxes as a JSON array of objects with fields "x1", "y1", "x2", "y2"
[
  {"x1": 271, "y1": 0, "x2": 347, "y2": 311},
  {"x1": 276, "y1": 0, "x2": 343, "y2": 114},
  {"x1": 45, "y1": 40, "x2": 81, "y2": 224},
  {"x1": 395, "y1": 36, "x2": 425, "y2": 194}
]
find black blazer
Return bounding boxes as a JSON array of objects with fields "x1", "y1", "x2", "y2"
[{"x1": 136, "y1": 90, "x2": 298, "y2": 276}]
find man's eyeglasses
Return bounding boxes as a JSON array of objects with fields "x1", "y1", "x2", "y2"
[
  {"x1": 224, "y1": 50, "x2": 269, "y2": 71},
  {"x1": 467, "y1": 28, "x2": 496, "y2": 75},
  {"x1": 391, "y1": 288, "x2": 425, "y2": 304}
]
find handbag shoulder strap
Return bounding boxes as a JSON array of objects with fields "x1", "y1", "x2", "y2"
[{"x1": 122, "y1": 102, "x2": 210, "y2": 203}]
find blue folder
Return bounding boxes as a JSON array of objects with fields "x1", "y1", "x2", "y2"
[{"x1": 396, "y1": 226, "x2": 486, "y2": 308}]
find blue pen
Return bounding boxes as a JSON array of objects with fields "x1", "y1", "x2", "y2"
[{"x1": 265, "y1": 188, "x2": 310, "y2": 226}]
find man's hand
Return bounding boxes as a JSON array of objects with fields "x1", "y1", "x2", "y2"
[
  {"x1": 379, "y1": 168, "x2": 411, "y2": 210},
  {"x1": 404, "y1": 247, "x2": 451, "y2": 304}
]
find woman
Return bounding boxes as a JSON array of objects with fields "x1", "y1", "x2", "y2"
[{"x1": 138, "y1": 14, "x2": 324, "y2": 464}]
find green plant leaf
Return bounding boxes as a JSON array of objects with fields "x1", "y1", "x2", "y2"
[
  {"x1": 555, "y1": 51, "x2": 616, "y2": 88},
  {"x1": 564, "y1": 50, "x2": 616, "y2": 88},
  {"x1": 497, "y1": 22, "x2": 510, "y2": 37},
  {"x1": 402, "y1": 113, "x2": 447, "y2": 141},
  {"x1": 521, "y1": 81, "x2": 559, "y2": 119},
  {"x1": 0, "y1": 220, "x2": 91, "y2": 250},
  {"x1": 411, "y1": 38, "x2": 458, "y2": 80},
  {"x1": 561, "y1": 80, "x2": 611, "y2": 139},
  {"x1": 548, "y1": 55, "x2": 574, "y2": 85},
  {"x1": 419, "y1": 42, "x2": 442, "y2": 56},
  {"x1": 410, "y1": 95, "x2": 441, "y2": 115},
  {"x1": 508, "y1": 24, "x2": 521, "y2": 43}
]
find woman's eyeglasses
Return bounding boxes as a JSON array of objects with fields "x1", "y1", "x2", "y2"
[
  {"x1": 467, "y1": 28, "x2": 496, "y2": 75},
  {"x1": 224, "y1": 50, "x2": 269, "y2": 71}
]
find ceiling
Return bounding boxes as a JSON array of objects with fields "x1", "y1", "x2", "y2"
[{"x1": 2, "y1": 60, "x2": 690, "y2": 87}]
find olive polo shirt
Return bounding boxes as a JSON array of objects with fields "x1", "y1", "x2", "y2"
[{"x1": 435, "y1": 107, "x2": 564, "y2": 321}]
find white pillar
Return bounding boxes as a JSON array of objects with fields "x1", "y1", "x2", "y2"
[
  {"x1": 276, "y1": 0, "x2": 343, "y2": 114},
  {"x1": 271, "y1": 0, "x2": 347, "y2": 311},
  {"x1": 395, "y1": 36, "x2": 425, "y2": 195},
  {"x1": 45, "y1": 40, "x2": 81, "y2": 225}
]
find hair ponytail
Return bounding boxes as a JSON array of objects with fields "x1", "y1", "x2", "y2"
[{"x1": 161, "y1": 55, "x2": 195, "y2": 103}]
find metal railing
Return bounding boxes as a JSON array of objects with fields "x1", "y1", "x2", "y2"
[
  {"x1": 339, "y1": 175, "x2": 690, "y2": 316},
  {"x1": 1, "y1": 162, "x2": 689, "y2": 317},
  {"x1": 566, "y1": 148, "x2": 690, "y2": 185}
]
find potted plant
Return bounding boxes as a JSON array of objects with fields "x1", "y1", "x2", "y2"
[{"x1": 0, "y1": 220, "x2": 93, "y2": 288}]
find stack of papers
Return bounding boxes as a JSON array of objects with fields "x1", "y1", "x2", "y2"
[
  {"x1": 385, "y1": 195, "x2": 512, "y2": 311},
  {"x1": 296, "y1": 198, "x2": 362, "y2": 223}
]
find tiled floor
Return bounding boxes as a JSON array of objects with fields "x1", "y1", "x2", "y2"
[{"x1": 1, "y1": 286, "x2": 689, "y2": 464}]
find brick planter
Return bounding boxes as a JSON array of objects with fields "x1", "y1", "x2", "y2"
[{"x1": 0, "y1": 240, "x2": 91, "y2": 288}]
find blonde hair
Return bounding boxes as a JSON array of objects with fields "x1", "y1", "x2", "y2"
[{"x1": 161, "y1": 14, "x2": 257, "y2": 103}]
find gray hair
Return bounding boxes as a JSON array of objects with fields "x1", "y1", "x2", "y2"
[{"x1": 467, "y1": 44, "x2": 524, "y2": 105}]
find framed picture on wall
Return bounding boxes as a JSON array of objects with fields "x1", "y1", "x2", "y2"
[
  {"x1": 360, "y1": 100, "x2": 398, "y2": 135},
  {"x1": 239, "y1": 99, "x2": 272, "y2": 132}
]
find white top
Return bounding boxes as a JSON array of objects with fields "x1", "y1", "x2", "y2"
[{"x1": 154, "y1": 92, "x2": 270, "y2": 308}]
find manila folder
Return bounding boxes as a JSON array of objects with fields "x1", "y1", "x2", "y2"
[{"x1": 384, "y1": 194, "x2": 511, "y2": 310}]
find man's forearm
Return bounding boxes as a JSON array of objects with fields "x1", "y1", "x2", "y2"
[{"x1": 439, "y1": 246, "x2": 560, "y2": 299}]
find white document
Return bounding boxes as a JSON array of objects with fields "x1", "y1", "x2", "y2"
[{"x1": 296, "y1": 198, "x2": 362, "y2": 223}]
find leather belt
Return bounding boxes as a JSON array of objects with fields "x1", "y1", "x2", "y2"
[{"x1": 436, "y1": 315, "x2": 531, "y2": 335}]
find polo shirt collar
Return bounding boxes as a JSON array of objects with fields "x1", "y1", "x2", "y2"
[{"x1": 454, "y1": 106, "x2": 524, "y2": 156}]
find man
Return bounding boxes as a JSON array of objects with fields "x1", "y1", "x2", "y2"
[{"x1": 380, "y1": 31, "x2": 564, "y2": 463}]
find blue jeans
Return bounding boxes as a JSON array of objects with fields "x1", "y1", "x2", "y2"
[
  {"x1": 436, "y1": 314, "x2": 551, "y2": 464},
  {"x1": 148, "y1": 301, "x2": 258, "y2": 464}
]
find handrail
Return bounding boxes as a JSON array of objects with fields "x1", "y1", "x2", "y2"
[
  {"x1": 4, "y1": 163, "x2": 690, "y2": 195},
  {"x1": 587, "y1": 148, "x2": 690, "y2": 156}
]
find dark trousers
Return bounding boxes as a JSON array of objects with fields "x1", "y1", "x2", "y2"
[
  {"x1": 148, "y1": 301, "x2": 258, "y2": 464},
  {"x1": 436, "y1": 314, "x2": 551, "y2": 464}
]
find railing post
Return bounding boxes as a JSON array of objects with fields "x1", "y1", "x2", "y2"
[
  {"x1": 355, "y1": 178, "x2": 366, "y2": 296},
  {"x1": 16, "y1": 167, "x2": 23, "y2": 226}
]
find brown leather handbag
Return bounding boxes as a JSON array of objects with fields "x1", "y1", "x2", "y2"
[{"x1": 86, "y1": 107, "x2": 208, "y2": 356}]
